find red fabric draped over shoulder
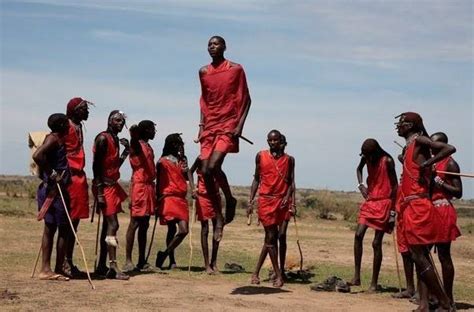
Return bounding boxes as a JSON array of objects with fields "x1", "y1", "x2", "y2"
[
  {"x1": 257, "y1": 150, "x2": 291, "y2": 227},
  {"x1": 64, "y1": 120, "x2": 89, "y2": 219},
  {"x1": 398, "y1": 140, "x2": 441, "y2": 246},
  {"x1": 129, "y1": 141, "x2": 156, "y2": 217},
  {"x1": 432, "y1": 157, "x2": 461, "y2": 242},
  {"x1": 199, "y1": 60, "x2": 250, "y2": 158},
  {"x1": 157, "y1": 157, "x2": 189, "y2": 225},
  {"x1": 358, "y1": 156, "x2": 393, "y2": 232},
  {"x1": 92, "y1": 132, "x2": 127, "y2": 216}
]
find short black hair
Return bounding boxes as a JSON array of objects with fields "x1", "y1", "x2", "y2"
[
  {"x1": 210, "y1": 35, "x2": 226, "y2": 46},
  {"x1": 47, "y1": 113, "x2": 68, "y2": 132},
  {"x1": 431, "y1": 132, "x2": 448, "y2": 143}
]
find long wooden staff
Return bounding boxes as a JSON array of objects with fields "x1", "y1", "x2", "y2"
[
  {"x1": 145, "y1": 214, "x2": 158, "y2": 264},
  {"x1": 293, "y1": 215, "x2": 303, "y2": 272},
  {"x1": 436, "y1": 170, "x2": 474, "y2": 178},
  {"x1": 391, "y1": 229, "x2": 403, "y2": 293},
  {"x1": 93, "y1": 210, "x2": 101, "y2": 272},
  {"x1": 56, "y1": 183, "x2": 95, "y2": 289},
  {"x1": 188, "y1": 199, "x2": 196, "y2": 276},
  {"x1": 428, "y1": 251, "x2": 449, "y2": 301},
  {"x1": 31, "y1": 242, "x2": 42, "y2": 278}
]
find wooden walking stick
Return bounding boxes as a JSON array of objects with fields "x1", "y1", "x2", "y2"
[
  {"x1": 31, "y1": 242, "x2": 42, "y2": 278},
  {"x1": 188, "y1": 199, "x2": 196, "y2": 276},
  {"x1": 391, "y1": 229, "x2": 403, "y2": 293},
  {"x1": 93, "y1": 210, "x2": 101, "y2": 272},
  {"x1": 145, "y1": 214, "x2": 158, "y2": 264},
  {"x1": 293, "y1": 215, "x2": 304, "y2": 272},
  {"x1": 56, "y1": 183, "x2": 95, "y2": 289},
  {"x1": 428, "y1": 251, "x2": 448, "y2": 298}
]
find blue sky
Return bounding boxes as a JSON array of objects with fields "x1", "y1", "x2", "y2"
[{"x1": 1, "y1": 0, "x2": 473, "y2": 197}]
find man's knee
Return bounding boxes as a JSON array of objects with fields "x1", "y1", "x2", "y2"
[
  {"x1": 354, "y1": 231, "x2": 364, "y2": 242},
  {"x1": 178, "y1": 227, "x2": 189, "y2": 237},
  {"x1": 372, "y1": 239, "x2": 382, "y2": 250},
  {"x1": 279, "y1": 234, "x2": 287, "y2": 245}
]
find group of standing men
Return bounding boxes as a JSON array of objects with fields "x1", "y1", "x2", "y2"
[{"x1": 351, "y1": 112, "x2": 462, "y2": 311}]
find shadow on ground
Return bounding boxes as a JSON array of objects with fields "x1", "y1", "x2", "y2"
[
  {"x1": 231, "y1": 286, "x2": 291, "y2": 295},
  {"x1": 456, "y1": 302, "x2": 474, "y2": 310}
]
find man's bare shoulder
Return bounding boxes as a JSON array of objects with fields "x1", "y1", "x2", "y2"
[
  {"x1": 228, "y1": 61, "x2": 242, "y2": 68},
  {"x1": 199, "y1": 65, "x2": 208, "y2": 75}
]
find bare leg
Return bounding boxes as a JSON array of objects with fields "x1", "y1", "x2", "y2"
[
  {"x1": 349, "y1": 223, "x2": 368, "y2": 286},
  {"x1": 210, "y1": 218, "x2": 221, "y2": 272},
  {"x1": 157, "y1": 220, "x2": 188, "y2": 269},
  {"x1": 65, "y1": 219, "x2": 80, "y2": 272},
  {"x1": 410, "y1": 245, "x2": 450, "y2": 310},
  {"x1": 266, "y1": 225, "x2": 283, "y2": 287},
  {"x1": 437, "y1": 242, "x2": 455, "y2": 305},
  {"x1": 54, "y1": 224, "x2": 68, "y2": 274},
  {"x1": 39, "y1": 223, "x2": 57, "y2": 276},
  {"x1": 124, "y1": 217, "x2": 139, "y2": 270},
  {"x1": 251, "y1": 246, "x2": 267, "y2": 284},
  {"x1": 105, "y1": 214, "x2": 128, "y2": 280},
  {"x1": 393, "y1": 252, "x2": 416, "y2": 298},
  {"x1": 96, "y1": 217, "x2": 109, "y2": 273},
  {"x1": 166, "y1": 222, "x2": 177, "y2": 268},
  {"x1": 200, "y1": 220, "x2": 212, "y2": 273},
  {"x1": 278, "y1": 221, "x2": 289, "y2": 278},
  {"x1": 136, "y1": 216, "x2": 150, "y2": 267},
  {"x1": 368, "y1": 230, "x2": 385, "y2": 291}
]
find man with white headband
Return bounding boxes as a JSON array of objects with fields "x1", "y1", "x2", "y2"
[{"x1": 93, "y1": 110, "x2": 130, "y2": 280}]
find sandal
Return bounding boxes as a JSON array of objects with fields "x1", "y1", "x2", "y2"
[{"x1": 39, "y1": 273, "x2": 70, "y2": 281}]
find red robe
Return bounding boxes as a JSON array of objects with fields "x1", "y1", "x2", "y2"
[
  {"x1": 432, "y1": 157, "x2": 461, "y2": 242},
  {"x1": 257, "y1": 150, "x2": 291, "y2": 227},
  {"x1": 64, "y1": 120, "x2": 89, "y2": 219},
  {"x1": 196, "y1": 168, "x2": 221, "y2": 222},
  {"x1": 358, "y1": 156, "x2": 393, "y2": 233},
  {"x1": 399, "y1": 140, "x2": 440, "y2": 246},
  {"x1": 395, "y1": 188, "x2": 409, "y2": 253},
  {"x1": 129, "y1": 141, "x2": 156, "y2": 217},
  {"x1": 199, "y1": 60, "x2": 250, "y2": 157},
  {"x1": 92, "y1": 132, "x2": 127, "y2": 217},
  {"x1": 157, "y1": 156, "x2": 189, "y2": 225}
]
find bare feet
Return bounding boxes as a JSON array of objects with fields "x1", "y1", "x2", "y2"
[
  {"x1": 205, "y1": 266, "x2": 215, "y2": 275},
  {"x1": 273, "y1": 277, "x2": 284, "y2": 288},
  {"x1": 122, "y1": 262, "x2": 135, "y2": 273},
  {"x1": 347, "y1": 278, "x2": 361, "y2": 286},
  {"x1": 155, "y1": 251, "x2": 167, "y2": 269},
  {"x1": 250, "y1": 274, "x2": 260, "y2": 285},
  {"x1": 106, "y1": 268, "x2": 130, "y2": 280},
  {"x1": 392, "y1": 289, "x2": 415, "y2": 299},
  {"x1": 366, "y1": 285, "x2": 381, "y2": 293}
]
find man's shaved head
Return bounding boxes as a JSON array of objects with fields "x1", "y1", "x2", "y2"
[{"x1": 430, "y1": 132, "x2": 448, "y2": 144}]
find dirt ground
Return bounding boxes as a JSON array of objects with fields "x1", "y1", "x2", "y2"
[{"x1": 1, "y1": 198, "x2": 473, "y2": 311}]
